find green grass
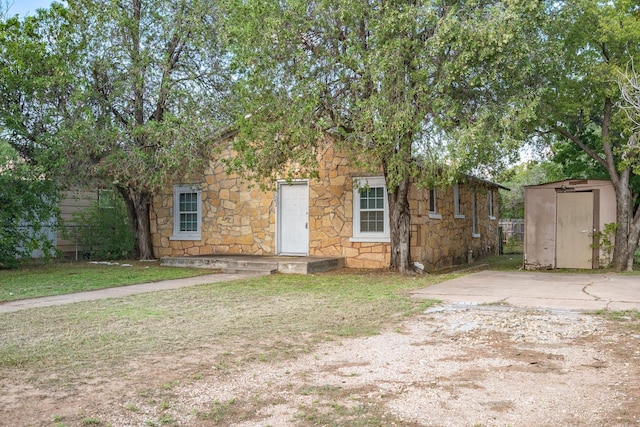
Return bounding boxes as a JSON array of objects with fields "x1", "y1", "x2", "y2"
[
  {"x1": 482, "y1": 253, "x2": 640, "y2": 274},
  {"x1": 0, "y1": 272, "x2": 444, "y2": 379},
  {"x1": 4, "y1": 254, "x2": 635, "y2": 425},
  {"x1": 0, "y1": 269, "x2": 445, "y2": 425},
  {"x1": 593, "y1": 309, "x2": 640, "y2": 330},
  {"x1": 484, "y1": 253, "x2": 523, "y2": 270},
  {"x1": 0, "y1": 261, "x2": 214, "y2": 302}
]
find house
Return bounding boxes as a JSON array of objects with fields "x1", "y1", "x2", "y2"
[
  {"x1": 151, "y1": 143, "x2": 507, "y2": 271},
  {"x1": 524, "y1": 179, "x2": 617, "y2": 270},
  {"x1": 26, "y1": 188, "x2": 105, "y2": 259},
  {"x1": 56, "y1": 188, "x2": 101, "y2": 259}
]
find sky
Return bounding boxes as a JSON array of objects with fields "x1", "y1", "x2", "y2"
[{"x1": 4, "y1": 0, "x2": 62, "y2": 17}]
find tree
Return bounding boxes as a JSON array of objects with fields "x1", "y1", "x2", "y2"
[
  {"x1": 498, "y1": 161, "x2": 558, "y2": 219},
  {"x1": 222, "y1": 0, "x2": 543, "y2": 272},
  {"x1": 536, "y1": 0, "x2": 640, "y2": 271},
  {"x1": 0, "y1": 143, "x2": 59, "y2": 268},
  {"x1": 1, "y1": 1, "x2": 230, "y2": 259},
  {"x1": 0, "y1": 5, "x2": 76, "y2": 164}
]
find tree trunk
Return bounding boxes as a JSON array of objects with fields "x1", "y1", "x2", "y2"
[
  {"x1": 387, "y1": 174, "x2": 412, "y2": 273},
  {"x1": 625, "y1": 207, "x2": 640, "y2": 271},
  {"x1": 560, "y1": 97, "x2": 638, "y2": 271},
  {"x1": 611, "y1": 181, "x2": 633, "y2": 270},
  {"x1": 118, "y1": 186, "x2": 155, "y2": 260}
]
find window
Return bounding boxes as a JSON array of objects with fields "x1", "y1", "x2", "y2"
[
  {"x1": 454, "y1": 184, "x2": 464, "y2": 219},
  {"x1": 171, "y1": 185, "x2": 202, "y2": 240},
  {"x1": 471, "y1": 191, "x2": 480, "y2": 238},
  {"x1": 351, "y1": 177, "x2": 390, "y2": 242},
  {"x1": 428, "y1": 188, "x2": 442, "y2": 219},
  {"x1": 488, "y1": 189, "x2": 496, "y2": 220}
]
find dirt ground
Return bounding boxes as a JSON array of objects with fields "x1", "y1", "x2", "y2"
[{"x1": 2, "y1": 304, "x2": 640, "y2": 427}]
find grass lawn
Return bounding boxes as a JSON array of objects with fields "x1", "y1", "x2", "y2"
[
  {"x1": 2, "y1": 254, "x2": 638, "y2": 426},
  {"x1": 0, "y1": 260, "x2": 214, "y2": 302},
  {"x1": 0, "y1": 270, "x2": 451, "y2": 382}
]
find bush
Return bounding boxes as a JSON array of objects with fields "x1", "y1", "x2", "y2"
[
  {"x1": 69, "y1": 191, "x2": 135, "y2": 260},
  {"x1": 0, "y1": 159, "x2": 59, "y2": 268}
]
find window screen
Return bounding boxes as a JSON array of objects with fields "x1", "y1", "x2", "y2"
[
  {"x1": 179, "y1": 192, "x2": 198, "y2": 232},
  {"x1": 359, "y1": 187, "x2": 385, "y2": 232}
]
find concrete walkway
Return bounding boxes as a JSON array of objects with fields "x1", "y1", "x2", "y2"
[
  {"x1": 3, "y1": 270, "x2": 639, "y2": 314},
  {"x1": 0, "y1": 273, "x2": 256, "y2": 314},
  {"x1": 411, "y1": 270, "x2": 640, "y2": 311}
]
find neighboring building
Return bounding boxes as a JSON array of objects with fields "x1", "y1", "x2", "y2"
[
  {"x1": 56, "y1": 189, "x2": 100, "y2": 258},
  {"x1": 151, "y1": 142, "x2": 506, "y2": 271},
  {"x1": 524, "y1": 179, "x2": 617, "y2": 270}
]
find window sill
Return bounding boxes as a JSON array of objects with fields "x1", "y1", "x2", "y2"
[
  {"x1": 472, "y1": 233, "x2": 481, "y2": 239},
  {"x1": 350, "y1": 236, "x2": 391, "y2": 243},
  {"x1": 489, "y1": 216, "x2": 496, "y2": 221},
  {"x1": 454, "y1": 214, "x2": 466, "y2": 219},
  {"x1": 170, "y1": 234, "x2": 201, "y2": 241},
  {"x1": 428, "y1": 213, "x2": 442, "y2": 220}
]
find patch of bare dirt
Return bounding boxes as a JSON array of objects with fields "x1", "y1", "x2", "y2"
[{"x1": 2, "y1": 305, "x2": 640, "y2": 426}]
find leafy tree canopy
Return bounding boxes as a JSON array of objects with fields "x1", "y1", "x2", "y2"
[
  {"x1": 498, "y1": 161, "x2": 558, "y2": 219},
  {"x1": 531, "y1": 0, "x2": 640, "y2": 270},
  {"x1": 0, "y1": 143, "x2": 59, "y2": 268},
  {"x1": 222, "y1": 0, "x2": 544, "y2": 188},
  {"x1": 1, "y1": 1, "x2": 231, "y2": 259},
  {"x1": 222, "y1": 0, "x2": 546, "y2": 271}
]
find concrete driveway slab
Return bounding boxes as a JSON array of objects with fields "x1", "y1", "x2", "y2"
[{"x1": 411, "y1": 270, "x2": 640, "y2": 311}]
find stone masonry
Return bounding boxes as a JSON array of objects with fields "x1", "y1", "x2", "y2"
[{"x1": 151, "y1": 141, "x2": 501, "y2": 271}]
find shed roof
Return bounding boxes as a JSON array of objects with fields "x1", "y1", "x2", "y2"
[{"x1": 524, "y1": 179, "x2": 613, "y2": 189}]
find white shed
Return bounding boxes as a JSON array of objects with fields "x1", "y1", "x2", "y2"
[{"x1": 524, "y1": 179, "x2": 616, "y2": 269}]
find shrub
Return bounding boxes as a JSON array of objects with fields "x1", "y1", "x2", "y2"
[
  {"x1": 0, "y1": 155, "x2": 59, "y2": 268},
  {"x1": 69, "y1": 190, "x2": 134, "y2": 260}
]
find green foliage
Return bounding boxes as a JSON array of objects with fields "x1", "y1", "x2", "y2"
[
  {"x1": 0, "y1": 5, "x2": 77, "y2": 170},
  {"x1": 592, "y1": 223, "x2": 619, "y2": 268},
  {"x1": 2, "y1": 1, "x2": 231, "y2": 259},
  {"x1": 498, "y1": 161, "x2": 556, "y2": 219},
  {"x1": 0, "y1": 147, "x2": 59, "y2": 268},
  {"x1": 69, "y1": 191, "x2": 135, "y2": 260},
  {"x1": 502, "y1": 237, "x2": 523, "y2": 256},
  {"x1": 221, "y1": 0, "x2": 545, "y2": 188},
  {"x1": 0, "y1": 262, "x2": 211, "y2": 302},
  {"x1": 56, "y1": 0, "x2": 229, "y2": 192},
  {"x1": 537, "y1": 0, "x2": 640, "y2": 182},
  {"x1": 529, "y1": 0, "x2": 640, "y2": 270}
]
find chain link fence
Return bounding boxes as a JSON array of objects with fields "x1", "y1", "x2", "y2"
[{"x1": 499, "y1": 219, "x2": 524, "y2": 254}]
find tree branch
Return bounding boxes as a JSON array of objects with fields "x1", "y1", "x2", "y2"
[{"x1": 552, "y1": 125, "x2": 611, "y2": 172}]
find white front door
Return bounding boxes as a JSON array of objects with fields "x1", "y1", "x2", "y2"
[{"x1": 278, "y1": 181, "x2": 309, "y2": 255}]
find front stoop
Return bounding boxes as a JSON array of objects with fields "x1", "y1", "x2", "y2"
[{"x1": 160, "y1": 255, "x2": 345, "y2": 275}]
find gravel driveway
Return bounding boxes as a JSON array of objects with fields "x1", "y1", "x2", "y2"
[
  {"x1": 94, "y1": 303, "x2": 640, "y2": 426},
  {"x1": 3, "y1": 270, "x2": 639, "y2": 426}
]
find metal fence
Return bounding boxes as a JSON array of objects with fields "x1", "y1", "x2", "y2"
[{"x1": 499, "y1": 219, "x2": 524, "y2": 254}]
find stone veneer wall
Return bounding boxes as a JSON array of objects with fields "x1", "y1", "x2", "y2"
[
  {"x1": 151, "y1": 151, "x2": 277, "y2": 258},
  {"x1": 151, "y1": 142, "x2": 499, "y2": 270},
  {"x1": 307, "y1": 145, "x2": 391, "y2": 269},
  {"x1": 409, "y1": 185, "x2": 499, "y2": 271}
]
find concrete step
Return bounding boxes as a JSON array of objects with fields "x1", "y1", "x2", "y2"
[
  {"x1": 161, "y1": 255, "x2": 345, "y2": 275},
  {"x1": 225, "y1": 260, "x2": 279, "y2": 270},
  {"x1": 221, "y1": 267, "x2": 276, "y2": 275}
]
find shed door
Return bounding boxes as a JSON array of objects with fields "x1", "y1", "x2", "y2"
[
  {"x1": 556, "y1": 192, "x2": 594, "y2": 269},
  {"x1": 278, "y1": 182, "x2": 309, "y2": 255}
]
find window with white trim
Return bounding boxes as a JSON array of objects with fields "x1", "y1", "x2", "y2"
[
  {"x1": 428, "y1": 188, "x2": 442, "y2": 219},
  {"x1": 471, "y1": 190, "x2": 480, "y2": 238},
  {"x1": 488, "y1": 189, "x2": 496, "y2": 220},
  {"x1": 171, "y1": 185, "x2": 202, "y2": 240},
  {"x1": 351, "y1": 177, "x2": 390, "y2": 242},
  {"x1": 454, "y1": 184, "x2": 464, "y2": 218}
]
